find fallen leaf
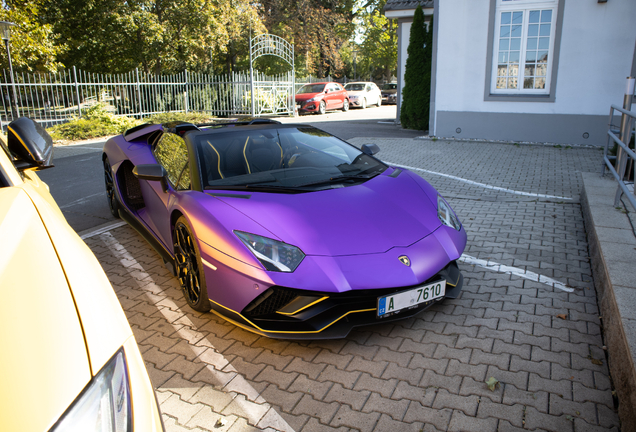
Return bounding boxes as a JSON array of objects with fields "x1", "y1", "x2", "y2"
[
  {"x1": 566, "y1": 415, "x2": 573, "y2": 421},
  {"x1": 556, "y1": 314, "x2": 567, "y2": 320},
  {"x1": 591, "y1": 358, "x2": 603, "y2": 366},
  {"x1": 216, "y1": 418, "x2": 228, "y2": 427},
  {"x1": 485, "y1": 377, "x2": 499, "y2": 391}
]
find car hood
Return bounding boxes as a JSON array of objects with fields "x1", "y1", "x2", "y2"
[
  {"x1": 0, "y1": 187, "x2": 91, "y2": 432},
  {"x1": 295, "y1": 93, "x2": 322, "y2": 102},
  {"x1": 382, "y1": 89, "x2": 397, "y2": 94},
  {"x1": 216, "y1": 170, "x2": 441, "y2": 256},
  {"x1": 346, "y1": 90, "x2": 365, "y2": 96}
]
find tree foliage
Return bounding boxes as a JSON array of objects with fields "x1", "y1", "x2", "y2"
[
  {"x1": 258, "y1": 0, "x2": 355, "y2": 77},
  {"x1": 0, "y1": 0, "x2": 357, "y2": 77},
  {"x1": 0, "y1": 0, "x2": 66, "y2": 73},
  {"x1": 400, "y1": 6, "x2": 432, "y2": 131},
  {"x1": 41, "y1": 0, "x2": 234, "y2": 74},
  {"x1": 356, "y1": 0, "x2": 396, "y2": 82}
]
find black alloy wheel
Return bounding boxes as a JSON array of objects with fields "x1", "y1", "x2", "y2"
[
  {"x1": 103, "y1": 156, "x2": 120, "y2": 218},
  {"x1": 318, "y1": 101, "x2": 326, "y2": 115},
  {"x1": 173, "y1": 216, "x2": 211, "y2": 312}
]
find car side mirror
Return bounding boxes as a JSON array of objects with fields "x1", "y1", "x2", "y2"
[
  {"x1": 6, "y1": 117, "x2": 54, "y2": 171},
  {"x1": 324, "y1": 89, "x2": 330, "y2": 93},
  {"x1": 361, "y1": 143, "x2": 380, "y2": 156},
  {"x1": 133, "y1": 164, "x2": 169, "y2": 192}
]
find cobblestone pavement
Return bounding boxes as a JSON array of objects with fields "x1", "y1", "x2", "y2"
[{"x1": 84, "y1": 138, "x2": 621, "y2": 432}]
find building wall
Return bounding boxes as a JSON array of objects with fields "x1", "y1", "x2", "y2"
[{"x1": 433, "y1": 0, "x2": 636, "y2": 144}]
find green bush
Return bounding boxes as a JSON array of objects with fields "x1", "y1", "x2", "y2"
[
  {"x1": 48, "y1": 103, "x2": 142, "y2": 140},
  {"x1": 47, "y1": 105, "x2": 219, "y2": 141},
  {"x1": 400, "y1": 6, "x2": 433, "y2": 131},
  {"x1": 146, "y1": 111, "x2": 217, "y2": 124}
]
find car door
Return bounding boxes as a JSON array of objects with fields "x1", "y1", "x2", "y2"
[
  {"x1": 324, "y1": 84, "x2": 336, "y2": 110},
  {"x1": 139, "y1": 132, "x2": 191, "y2": 250},
  {"x1": 373, "y1": 83, "x2": 381, "y2": 104},
  {"x1": 368, "y1": 83, "x2": 378, "y2": 105},
  {"x1": 334, "y1": 83, "x2": 346, "y2": 108}
]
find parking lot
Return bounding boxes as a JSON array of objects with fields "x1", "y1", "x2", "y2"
[{"x1": 75, "y1": 134, "x2": 620, "y2": 432}]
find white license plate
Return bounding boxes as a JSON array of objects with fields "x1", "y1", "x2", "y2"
[{"x1": 377, "y1": 280, "x2": 446, "y2": 318}]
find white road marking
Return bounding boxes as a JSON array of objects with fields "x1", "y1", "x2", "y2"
[
  {"x1": 80, "y1": 220, "x2": 127, "y2": 239},
  {"x1": 386, "y1": 162, "x2": 572, "y2": 200},
  {"x1": 98, "y1": 231, "x2": 294, "y2": 432},
  {"x1": 60, "y1": 192, "x2": 106, "y2": 209},
  {"x1": 459, "y1": 253, "x2": 574, "y2": 292}
]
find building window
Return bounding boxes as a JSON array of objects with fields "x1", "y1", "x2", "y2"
[{"x1": 491, "y1": 0, "x2": 558, "y2": 95}]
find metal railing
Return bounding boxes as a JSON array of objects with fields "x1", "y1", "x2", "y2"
[
  {"x1": 0, "y1": 67, "x2": 296, "y2": 128},
  {"x1": 602, "y1": 99, "x2": 636, "y2": 211}
]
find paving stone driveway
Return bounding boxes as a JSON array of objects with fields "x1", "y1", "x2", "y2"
[{"x1": 85, "y1": 139, "x2": 620, "y2": 432}]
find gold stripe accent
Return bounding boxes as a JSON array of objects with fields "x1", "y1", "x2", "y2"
[
  {"x1": 446, "y1": 273, "x2": 460, "y2": 287},
  {"x1": 276, "y1": 296, "x2": 329, "y2": 316},
  {"x1": 243, "y1": 136, "x2": 251, "y2": 174},
  {"x1": 208, "y1": 298, "x2": 375, "y2": 334},
  {"x1": 206, "y1": 141, "x2": 224, "y2": 179},
  {"x1": 7, "y1": 125, "x2": 36, "y2": 160}
]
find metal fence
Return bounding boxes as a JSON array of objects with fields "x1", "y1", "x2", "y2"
[
  {"x1": 601, "y1": 76, "x2": 636, "y2": 212},
  {"x1": 0, "y1": 67, "x2": 296, "y2": 127},
  {"x1": 602, "y1": 103, "x2": 636, "y2": 211}
]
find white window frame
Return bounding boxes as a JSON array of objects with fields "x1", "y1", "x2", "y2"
[{"x1": 490, "y1": 0, "x2": 558, "y2": 95}]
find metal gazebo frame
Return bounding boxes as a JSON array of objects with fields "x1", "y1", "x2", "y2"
[{"x1": 249, "y1": 34, "x2": 295, "y2": 116}]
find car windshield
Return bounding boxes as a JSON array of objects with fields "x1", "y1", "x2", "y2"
[
  {"x1": 345, "y1": 84, "x2": 365, "y2": 91},
  {"x1": 382, "y1": 84, "x2": 397, "y2": 90},
  {"x1": 297, "y1": 84, "x2": 325, "y2": 94},
  {"x1": 196, "y1": 127, "x2": 386, "y2": 192}
]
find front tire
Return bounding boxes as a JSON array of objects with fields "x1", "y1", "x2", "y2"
[
  {"x1": 342, "y1": 98, "x2": 349, "y2": 112},
  {"x1": 103, "y1": 155, "x2": 120, "y2": 218},
  {"x1": 361, "y1": 98, "x2": 367, "y2": 109},
  {"x1": 377, "y1": 97, "x2": 382, "y2": 107},
  {"x1": 173, "y1": 216, "x2": 211, "y2": 312},
  {"x1": 318, "y1": 101, "x2": 326, "y2": 115}
]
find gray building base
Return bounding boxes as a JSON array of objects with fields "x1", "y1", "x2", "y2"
[
  {"x1": 581, "y1": 172, "x2": 636, "y2": 432},
  {"x1": 436, "y1": 111, "x2": 611, "y2": 146}
]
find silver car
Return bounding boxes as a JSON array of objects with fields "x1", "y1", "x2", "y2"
[{"x1": 344, "y1": 82, "x2": 382, "y2": 109}]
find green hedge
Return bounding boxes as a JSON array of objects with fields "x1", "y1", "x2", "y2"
[{"x1": 47, "y1": 104, "x2": 217, "y2": 141}]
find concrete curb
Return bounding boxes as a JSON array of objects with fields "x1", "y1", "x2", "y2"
[{"x1": 581, "y1": 172, "x2": 636, "y2": 431}]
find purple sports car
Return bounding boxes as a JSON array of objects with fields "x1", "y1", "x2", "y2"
[{"x1": 102, "y1": 119, "x2": 467, "y2": 338}]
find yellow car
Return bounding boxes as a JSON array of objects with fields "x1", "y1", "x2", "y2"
[{"x1": 0, "y1": 117, "x2": 164, "y2": 432}]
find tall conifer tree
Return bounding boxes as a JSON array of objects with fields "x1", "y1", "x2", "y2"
[{"x1": 400, "y1": 6, "x2": 432, "y2": 131}]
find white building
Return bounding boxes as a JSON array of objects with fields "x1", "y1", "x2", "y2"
[{"x1": 385, "y1": 0, "x2": 636, "y2": 145}]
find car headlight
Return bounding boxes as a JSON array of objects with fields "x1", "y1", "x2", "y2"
[
  {"x1": 52, "y1": 349, "x2": 131, "y2": 432},
  {"x1": 235, "y1": 231, "x2": 305, "y2": 272},
  {"x1": 438, "y1": 195, "x2": 461, "y2": 231},
  {"x1": 306, "y1": 97, "x2": 319, "y2": 102}
]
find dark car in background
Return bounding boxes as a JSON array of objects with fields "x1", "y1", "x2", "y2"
[
  {"x1": 295, "y1": 82, "x2": 349, "y2": 115},
  {"x1": 381, "y1": 83, "x2": 398, "y2": 105}
]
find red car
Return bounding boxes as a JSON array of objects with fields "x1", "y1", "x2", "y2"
[{"x1": 295, "y1": 82, "x2": 349, "y2": 115}]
